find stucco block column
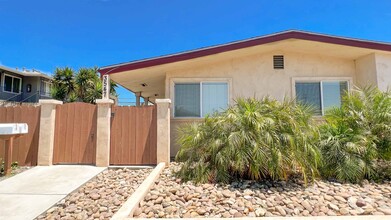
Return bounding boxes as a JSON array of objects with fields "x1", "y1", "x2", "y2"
[
  {"x1": 96, "y1": 99, "x2": 114, "y2": 167},
  {"x1": 155, "y1": 99, "x2": 171, "y2": 165},
  {"x1": 37, "y1": 99, "x2": 63, "y2": 166}
]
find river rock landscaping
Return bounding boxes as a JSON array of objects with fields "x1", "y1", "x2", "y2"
[
  {"x1": 134, "y1": 163, "x2": 391, "y2": 218},
  {"x1": 36, "y1": 168, "x2": 152, "y2": 220}
]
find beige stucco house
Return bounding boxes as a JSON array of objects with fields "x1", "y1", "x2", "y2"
[{"x1": 99, "y1": 30, "x2": 391, "y2": 156}]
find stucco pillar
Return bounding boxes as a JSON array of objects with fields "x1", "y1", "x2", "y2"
[
  {"x1": 155, "y1": 99, "x2": 171, "y2": 165},
  {"x1": 37, "y1": 99, "x2": 63, "y2": 166},
  {"x1": 135, "y1": 92, "x2": 141, "y2": 107},
  {"x1": 95, "y1": 99, "x2": 114, "y2": 167}
]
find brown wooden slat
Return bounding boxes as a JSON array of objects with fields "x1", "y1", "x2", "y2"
[
  {"x1": 135, "y1": 107, "x2": 144, "y2": 164},
  {"x1": 0, "y1": 106, "x2": 40, "y2": 166},
  {"x1": 121, "y1": 107, "x2": 129, "y2": 163},
  {"x1": 150, "y1": 106, "x2": 157, "y2": 163},
  {"x1": 0, "y1": 108, "x2": 5, "y2": 162},
  {"x1": 14, "y1": 106, "x2": 23, "y2": 163},
  {"x1": 52, "y1": 102, "x2": 96, "y2": 165},
  {"x1": 109, "y1": 107, "x2": 117, "y2": 164},
  {"x1": 91, "y1": 107, "x2": 97, "y2": 164},
  {"x1": 73, "y1": 104, "x2": 83, "y2": 163},
  {"x1": 27, "y1": 107, "x2": 40, "y2": 165},
  {"x1": 140, "y1": 106, "x2": 150, "y2": 164},
  {"x1": 110, "y1": 105, "x2": 157, "y2": 165},
  {"x1": 129, "y1": 107, "x2": 137, "y2": 164}
]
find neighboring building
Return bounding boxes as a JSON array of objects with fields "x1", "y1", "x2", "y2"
[
  {"x1": 99, "y1": 30, "x2": 391, "y2": 156},
  {"x1": 0, "y1": 65, "x2": 52, "y2": 104}
]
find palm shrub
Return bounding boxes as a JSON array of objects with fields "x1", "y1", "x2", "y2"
[
  {"x1": 175, "y1": 97, "x2": 321, "y2": 184},
  {"x1": 319, "y1": 87, "x2": 391, "y2": 183}
]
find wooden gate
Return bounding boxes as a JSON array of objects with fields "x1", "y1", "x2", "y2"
[
  {"x1": 110, "y1": 105, "x2": 157, "y2": 165},
  {"x1": 0, "y1": 106, "x2": 40, "y2": 166},
  {"x1": 53, "y1": 102, "x2": 97, "y2": 164}
]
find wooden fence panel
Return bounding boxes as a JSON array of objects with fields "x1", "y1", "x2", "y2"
[
  {"x1": 110, "y1": 105, "x2": 157, "y2": 165},
  {"x1": 53, "y1": 102, "x2": 96, "y2": 164},
  {"x1": 0, "y1": 106, "x2": 40, "y2": 166}
]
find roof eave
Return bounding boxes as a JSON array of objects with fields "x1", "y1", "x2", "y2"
[{"x1": 99, "y1": 30, "x2": 391, "y2": 75}]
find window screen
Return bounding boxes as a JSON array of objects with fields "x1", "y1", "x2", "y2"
[
  {"x1": 174, "y1": 82, "x2": 229, "y2": 117},
  {"x1": 295, "y1": 82, "x2": 322, "y2": 115},
  {"x1": 202, "y1": 82, "x2": 228, "y2": 117},
  {"x1": 295, "y1": 80, "x2": 349, "y2": 115},
  {"x1": 322, "y1": 81, "x2": 348, "y2": 112},
  {"x1": 174, "y1": 83, "x2": 201, "y2": 117}
]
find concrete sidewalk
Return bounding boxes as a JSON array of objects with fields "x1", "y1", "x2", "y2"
[{"x1": 0, "y1": 165, "x2": 105, "y2": 220}]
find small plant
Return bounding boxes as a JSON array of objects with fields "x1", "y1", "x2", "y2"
[
  {"x1": 0, "y1": 160, "x2": 19, "y2": 176},
  {"x1": 175, "y1": 97, "x2": 321, "y2": 184},
  {"x1": 319, "y1": 87, "x2": 391, "y2": 183}
]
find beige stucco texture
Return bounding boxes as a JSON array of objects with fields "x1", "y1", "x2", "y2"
[
  {"x1": 166, "y1": 51, "x2": 356, "y2": 101},
  {"x1": 107, "y1": 38, "x2": 391, "y2": 157},
  {"x1": 37, "y1": 99, "x2": 63, "y2": 165},
  {"x1": 166, "y1": 50, "x2": 391, "y2": 156}
]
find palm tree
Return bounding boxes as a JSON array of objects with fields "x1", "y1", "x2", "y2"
[
  {"x1": 51, "y1": 67, "x2": 76, "y2": 102},
  {"x1": 51, "y1": 67, "x2": 117, "y2": 103}
]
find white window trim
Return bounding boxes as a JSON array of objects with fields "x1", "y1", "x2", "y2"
[
  {"x1": 170, "y1": 78, "x2": 232, "y2": 119},
  {"x1": 41, "y1": 81, "x2": 52, "y2": 97},
  {"x1": 2, "y1": 73, "x2": 22, "y2": 94},
  {"x1": 291, "y1": 77, "x2": 353, "y2": 116}
]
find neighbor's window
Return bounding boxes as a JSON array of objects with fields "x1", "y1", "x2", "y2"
[
  {"x1": 174, "y1": 82, "x2": 228, "y2": 117},
  {"x1": 41, "y1": 81, "x2": 52, "y2": 96},
  {"x1": 3, "y1": 74, "x2": 22, "y2": 93},
  {"x1": 295, "y1": 81, "x2": 348, "y2": 115}
]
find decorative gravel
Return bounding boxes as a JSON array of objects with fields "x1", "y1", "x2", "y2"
[
  {"x1": 134, "y1": 162, "x2": 391, "y2": 218},
  {"x1": 36, "y1": 168, "x2": 152, "y2": 220}
]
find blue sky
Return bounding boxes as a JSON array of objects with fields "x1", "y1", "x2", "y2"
[{"x1": 1, "y1": 0, "x2": 391, "y2": 104}]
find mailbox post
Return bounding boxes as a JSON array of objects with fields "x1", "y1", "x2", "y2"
[{"x1": 0, "y1": 123, "x2": 28, "y2": 176}]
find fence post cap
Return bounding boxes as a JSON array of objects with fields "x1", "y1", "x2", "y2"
[
  {"x1": 38, "y1": 99, "x2": 63, "y2": 105},
  {"x1": 155, "y1": 99, "x2": 171, "y2": 104},
  {"x1": 96, "y1": 99, "x2": 115, "y2": 105}
]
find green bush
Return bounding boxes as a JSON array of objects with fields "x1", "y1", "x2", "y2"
[
  {"x1": 319, "y1": 87, "x2": 391, "y2": 183},
  {"x1": 175, "y1": 97, "x2": 321, "y2": 184}
]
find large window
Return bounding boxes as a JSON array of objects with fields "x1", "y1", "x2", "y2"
[
  {"x1": 2, "y1": 74, "x2": 22, "y2": 93},
  {"x1": 174, "y1": 82, "x2": 228, "y2": 117},
  {"x1": 295, "y1": 80, "x2": 348, "y2": 115}
]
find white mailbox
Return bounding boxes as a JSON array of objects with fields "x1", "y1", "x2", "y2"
[{"x1": 0, "y1": 123, "x2": 28, "y2": 135}]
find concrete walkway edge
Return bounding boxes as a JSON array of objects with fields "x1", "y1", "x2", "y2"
[{"x1": 0, "y1": 165, "x2": 106, "y2": 220}]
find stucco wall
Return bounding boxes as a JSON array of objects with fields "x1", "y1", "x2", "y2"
[
  {"x1": 354, "y1": 53, "x2": 391, "y2": 91},
  {"x1": 166, "y1": 51, "x2": 358, "y2": 157},
  {"x1": 166, "y1": 51, "x2": 356, "y2": 102},
  {"x1": 355, "y1": 53, "x2": 378, "y2": 88},
  {"x1": 375, "y1": 53, "x2": 391, "y2": 91}
]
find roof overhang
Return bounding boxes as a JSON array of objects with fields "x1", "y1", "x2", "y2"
[
  {"x1": 99, "y1": 30, "x2": 391, "y2": 75},
  {"x1": 0, "y1": 65, "x2": 52, "y2": 80},
  {"x1": 99, "y1": 30, "x2": 391, "y2": 101}
]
